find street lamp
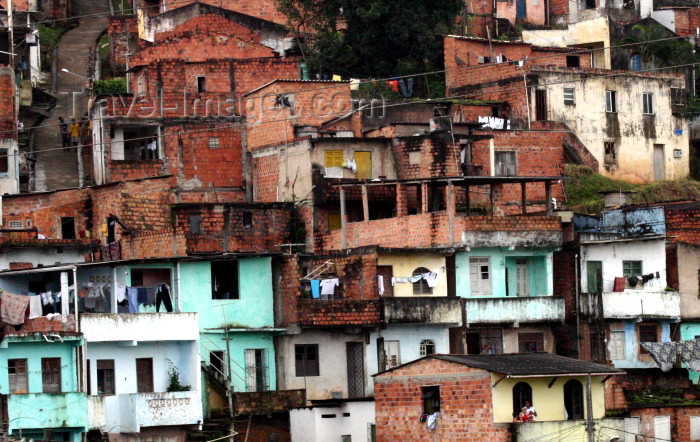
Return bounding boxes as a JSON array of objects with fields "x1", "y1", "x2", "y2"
[{"x1": 61, "y1": 68, "x2": 91, "y2": 81}]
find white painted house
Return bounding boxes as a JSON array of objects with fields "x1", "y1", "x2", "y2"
[{"x1": 290, "y1": 398, "x2": 376, "y2": 442}]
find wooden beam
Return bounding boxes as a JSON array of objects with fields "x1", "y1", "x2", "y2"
[
  {"x1": 492, "y1": 374, "x2": 507, "y2": 388},
  {"x1": 548, "y1": 377, "x2": 558, "y2": 388},
  {"x1": 521, "y1": 181, "x2": 527, "y2": 215}
]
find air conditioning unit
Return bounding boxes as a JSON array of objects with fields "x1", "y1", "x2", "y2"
[{"x1": 673, "y1": 149, "x2": 683, "y2": 158}]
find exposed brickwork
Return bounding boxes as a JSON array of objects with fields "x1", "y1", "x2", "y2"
[
  {"x1": 666, "y1": 204, "x2": 700, "y2": 245},
  {"x1": 630, "y1": 406, "x2": 700, "y2": 441},
  {"x1": 107, "y1": 16, "x2": 138, "y2": 73},
  {"x1": 374, "y1": 357, "x2": 512, "y2": 441},
  {"x1": 391, "y1": 135, "x2": 461, "y2": 179},
  {"x1": 136, "y1": 0, "x2": 290, "y2": 24},
  {"x1": 298, "y1": 299, "x2": 381, "y2": 327},
  {"x1": 172, "y1": 202, "x2": 292, "y2": 254},
  {"x1": 0, "y1": 67, "x2": 17, "y2": 140}
]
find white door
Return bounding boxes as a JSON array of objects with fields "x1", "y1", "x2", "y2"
[
  {"x1": 624, "y1": 417, "x2": 640, "y2": 442},
  {"x1": 516, "y1": 259, "x2": 529, "y2": 296},
  {"x1": 654, "y1": 144, "x2": 665, "y2": 181},
  {"x1": 654, "y1": 415, "x2": 671, "y2": 442}
]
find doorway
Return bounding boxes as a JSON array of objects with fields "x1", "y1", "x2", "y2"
[
  {"x1": 346, "y1": 342, "x2": 365, "y2": 398},
  {"x1": 653, "y1": 144, "x2": 665, "y2": 181}
]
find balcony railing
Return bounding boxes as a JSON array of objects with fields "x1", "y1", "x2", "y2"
[
  {"x1": 383, "y1": 297, "x2": 462, "y2": 325},
  {"x1": 298, "y1": 299, "x2": 381, "y2": 327},
  {"x1": 81, "y1": 312, "x2": 199, "y2": 342},
  {"x1": 88, "y1": 390, "x2": 202, "y2": 433},
  {"x1": 580, "y1": 290, "x2": 680, "y2": 319},
  {"x1": 465, "y1": 296, "x2": 565, "y2": 324}
]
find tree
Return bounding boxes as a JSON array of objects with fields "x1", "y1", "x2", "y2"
[
  {"x1": 622, "y1": 23, "x2": 696, "y2": 71},
  {"x1": 279, "y1": 0, "x2": 463, "y2": 79}
]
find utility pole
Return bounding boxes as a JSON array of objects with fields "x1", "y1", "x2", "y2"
[
  {"x1": 586, "y1": 373, "x2": 595, "y2": 442},
  {"x1": 7, "y1": 0, "x2": 14, "y2": 69}
]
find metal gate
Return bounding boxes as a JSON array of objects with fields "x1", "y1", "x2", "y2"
[{"x1": 346, "y1": 342, "x2": 365, "y2": 398}]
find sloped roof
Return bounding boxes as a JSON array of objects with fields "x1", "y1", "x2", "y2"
[{"x1": 376, "y1": 353, "x2": 623, "y2": 377}]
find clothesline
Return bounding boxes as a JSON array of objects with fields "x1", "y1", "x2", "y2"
[{"x1": 641, "y1": 339, "x2": 700, "y2": 372}]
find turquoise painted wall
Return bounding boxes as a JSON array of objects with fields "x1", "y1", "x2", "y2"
[
  {"x1": 180, "y1": 257, "x2": 274, "y2": 330},
  {"x1": 200, "y1": 332, "x2": 277, "y2": 393},
  {"x1": 8, "y1": 392, "x2": 86, "y2": 439},
  {"x1": 124, "y1": 263, "x2": 175, "y2": 313},
  {"x1": 611, "y1": 320, "x2": 672, "y2": 369},
  {"x1": 456, "y1": 249, "x2": 554, "y2": 298},
  {"x1": 681, "y1": 323, "x2": 700, "y2": 384},
  {"x1": 0, "y1": 340, "x2": 79, "y2": 394}
]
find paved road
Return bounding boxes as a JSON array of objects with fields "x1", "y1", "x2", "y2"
[{"x1": 32, "y1": 0, "x2": 110, "y2": 191}]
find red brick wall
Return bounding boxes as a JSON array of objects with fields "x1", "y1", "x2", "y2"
[
  {"x1": 108, "y1": 16, "x2": 138, "y2": 73},
  {"x1": 549, "y1": 0, "x2": 569, "y2": 17},
  {"x1": 252, "y1": 152, "x2": 280, "y2": 202},
  {"x1": 374, "y1": 357, "x2": 512, "y2": 441},
  {"x1": 630, "y1": 406, "x2": 700, "y2": 441},
  {"x1": 0, "y1": 68, "x2": 17, "y2": 139},
  {"x1": 666, "y1": 205, "x2": 700, "y2": 245},
  {"x1": 154, "y1": 0, "x2": 289, "y2": 25},
  {"x1": 298, "y1": 299, "x2": 381, "y2": 327},
  {"x1": 391, "y1": 135, "x2": 461, "y2": 179}
]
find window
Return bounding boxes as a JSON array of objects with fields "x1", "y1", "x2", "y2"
[
  {"x1": 609, "y1": 330, "x2": 626, "y2": 360},
  {"x1": 465, "y1": 328, "x2": 503, "y2": 355},
  {"x1": 341, "y1": 436, "x2": 351, "y2": 442},
  {"x1": 8, "y1": 359, "x2": 28, "y2": 394},
  {"x1": 61, "y1": 217, "x2": 76, "y2": 239},
  {"x1": 604, "y1": 141, "x2": 617, "y2": 165},
  {"x1": 208, "y1": 137, "x2": 220, "y2": 149},
  {"x1": 583, "y1": 0, "x2": 596, "y2": 8},
  {"x1": 422, "y1": 386, "x2": 440, "y2": 414},
  {"x1": 563, "y1": 380, "x2": 584, "y2": 420},
  {"x1": 377, "y1": 265, "x2": 394, "y2": 297},
  {"x1": 654, "y1": 416, "x2": 671, "y2": 441},
  {"x1": 189, "y1": 214, "x2": 201, "y2": 234},
  {"x1": 243, "y1": 212, "x2": 253, "y2": 229},
  {"x1": 42, "y1": 358, "x2": 61, "y2": 393},
  {"x1": 420, "y1": 339, "x2": 436, "y2": 356},
  {"x1": 512, "y1": 382, "x2": 532, "y2": 416},
  {"x1": 295, "y1": 344, "x2": 320, "y2": 377},
  {"x1": 245, "y1": 349, "x2": 268, "y2": 392},
  {"x1": 639, "y1": 323, "x2": 658, "y2": 354},
  {"x1": 196, "y1": 76, "x2": 206, "y2": 93},
  {"x1": 566, "y1": 56, "x2": 580, "y2": 68},
  {"x1": 623, "y1": 261, "x2": 642, "y2": 277},
  {"x1": 385, "y1": 340, "x2": 400, "y2": 368},
  {"x1": 631, "y1": 54, "x2": 642, "y2": 71},
  {"x1": 212, "y1": 261, "x2": 239, "y2": 299},
  {"x1": 605, "y1": 90, "x2": 617, "y2": 113},
  {"x1": 564, "y1": 88, "x2": 575, "y2": 105},
  {"x1": 412, "y1": 267, "x2": 432, "y2": 295},
  {"x1": 495, "y1": 151, "x2": 516, "y2": 176},
  {"x1": 518, "y1": 333, "x2": 544, "y2": 352},
  {"x1": 136, "y1": 358, "x2": 154, "y2": 393},
  {"x1": 0, "y1": 148, "x2": 8, "y2": 174},
  {"x1": 690, "y1": 416, "x2": 700, "y2": 440},
  {"x1": 469, "y1": 257, "x2": 491, "y2": 295},
  {"x1": 324, "y1": 150, "x2": 343, "y2": 168},
  {"x1": 642, "y1": 93, "x2": 654, "y2": 115},
  {"x1": 97, "y1": 360, "x2": 115, "y2": 395}
]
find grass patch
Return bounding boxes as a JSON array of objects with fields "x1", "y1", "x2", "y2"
[
  {"x1": 39, "y1": 23, "x2": 69, "y2": 73},
  {"x1": 94, "y1": 77, "x2": 127, "y2": 95},
  {"x1": 564, "y1": 164, "x2": 700, "y2": 214}
]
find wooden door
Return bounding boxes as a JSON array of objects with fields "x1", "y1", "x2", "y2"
[
  {"x1": 535, "y1": 89, "x2": 547, "y2": 121},
  {"x1": 136, "y1": 358, "x2": 154, "y2": 393},
  {"x1": 355, "y1": 151, "x2": 372, "y2": 180},
  {"x1": 587, "y1": 261, "x2": 602, "y2": 294}
]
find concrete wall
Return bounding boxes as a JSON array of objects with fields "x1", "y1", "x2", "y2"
[
  {"x1": 514, "y1": 418, "x2": 627, "y2": 441},
  {"x1": 456, "y1": 248, "x2": 554, "y2": 298},
  {"x1": 537, "y1": 70, "x2": 689, "y2": 183},
  {"x1": 8, "y1": 392, "x2": 87, "y2": 437},
  {"x1": 377, "y1": 253, "x2": 447, "y2": 297},
  {"x1": 81, "y1": 313, "x2": 199, "y2": 342},
  {"x1": 465, "y1": 297, "x2": 565, "y2": 324},
  {"x1": 277, "y1": 331, "x2": 368, "y2": 401},
  {"x1": 608, "y1": 319, "x2": 672, "y2": 369},
  {"x1": 580, "y1": 238, "x2": 667, "y2": 293},
  {"x1": 601, "y1": 290, "x2": 680, "y2": 319},
  {"x1": 678, "y1": 243, "x2": 700, "y2": 319},
  {"x1": 522, "y1": 17, "x2": 611, "y2": 68},
  {"x1": 0, "y1": 340, "x2": 78, "y2": 394},
  {"x1": 366, "y1": 324, "x2": 450, "y2": 395},
  {"x1": 0, "y1": 248, "x2": 86, "y2": 272},
  {"x1": 180, "y1": 257, "x2": 274, "y2": 330},
  {"x1": 492, "y1": 374, "x2": 607, "y2": 422},
  {"x1": 290, "y1": 400, "x2": 375, "y2": 442},
  {"x1": 502, "y1": 325, "x2": 556, "y2": 353}
]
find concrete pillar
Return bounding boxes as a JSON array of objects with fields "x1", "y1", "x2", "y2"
[
  {"x1": 361, "y1": 185, "x2": 369, "y2": 222},
  {"x1": 340, "y1": 187, "x2": 347, "y2": 249},
  {"x1": 421, "y1": 183, "x2": 428, "y2": 214}
]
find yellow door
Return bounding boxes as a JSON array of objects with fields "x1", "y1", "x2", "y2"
[
  {"x1": 355, "y1": 151, "x2": 372, "y2": 180},
  {"x1": 328, "y1": 213, "x2": 342, "y2": 231}
]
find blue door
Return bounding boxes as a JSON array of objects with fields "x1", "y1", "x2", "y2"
[{"x1": 517, "y1": 0, "x2": 527, "y2": 19}]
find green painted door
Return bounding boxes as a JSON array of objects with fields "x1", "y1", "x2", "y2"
[{"x1": 587, "y1": 261, "x2": 602, "y2": 294}]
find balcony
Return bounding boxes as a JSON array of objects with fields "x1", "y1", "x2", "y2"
[
  {"x1": 514, "y1": 418, "x2": 628, "y2": 442},
  {"x1": 383, "y1": 297, "x2": 462, "y2": 325},
  {"x1": 580, "y1": 290, "x2": 680, "y2": 320},
  {"x1": 465, "y1": 296, "x2": 565, "y2": 324},
  {"x1": 8, "y1": 392, "x2": 87, "y2": 433},
  {"x1": 298, "y1": 299, "x2": 381, "y2": 327},
  {"x1": 80, "y1": 313, "x2": 199, "y2": 342},
  {"x1": 88, "y1": 390, "x2": 202, "y2": 433},
  {"x1": 232, "y1": 389, "x2": 306, "y2": 415}
]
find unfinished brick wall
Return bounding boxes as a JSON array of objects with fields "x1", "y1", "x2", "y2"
[
  {"x1": 252, "y1": 152, "x2": 281, "y2": 202},
  {"x1": 298, "y1": 299, "x2": 381, "y2": 327},
  {"x1": 374, "y1": 357, "x2": 512, "y2": 441},
  {"x1": 630, "y1": 406, "x2": 700, "y2": 441},
  {"x1": 154, "y1": 0, "x2": 290, "y2": 25},
  {"x1": 0, "y1": 67, "x2": 17, "y2": 138},
  {"x1": 245, "y1": 81, "x2": 353, "y2": 150},
  {"x1": 391, "y1": 135, "x2": 461, "y2": 179},
  {"x1": 107, "y1": 16, "x2": 138, "y2": 73},
  {"x1": 666, "y1": 204, "x2": 700, "y2": 245},
  {"x1": 173, "y1": 202, "x2": 292, "y2": 253}
]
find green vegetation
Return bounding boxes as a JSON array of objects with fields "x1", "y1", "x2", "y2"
[
  {"x1": 166, "y1": 359, "x2": 191, "y2": 392},
  {"x1": 94, "y1": 77, "x2": 127, "y2": 95},
  {"x1": 627, "y1": 389, "x2": 700, "y2": 407},
  {"x1": 278, "y1": 0, "x2": 462, "y2": 81},
  {"x1": 564, "y1": 165, "x2": 700, "y2": 214},
  {"x1": 39, "y1": 24, "x2": 69, "y2": 71}
]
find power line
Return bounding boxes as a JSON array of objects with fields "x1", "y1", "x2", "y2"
[{"x1": 9, "y1": 59, "x2": 700, "y2": 164}]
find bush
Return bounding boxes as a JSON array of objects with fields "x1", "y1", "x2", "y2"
[{"x1": 94, "y1": 78, "x2": 127, "y2": 95}]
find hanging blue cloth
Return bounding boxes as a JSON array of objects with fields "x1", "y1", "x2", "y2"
[
  {"x1": 399, "y1": 78, "x2": 414, "y2": 98},
  {"x1": 311, "y1": 280, "x2": 321, "y2": 299}
]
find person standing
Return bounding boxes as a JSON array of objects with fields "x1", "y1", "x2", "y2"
[
  {"x1": 58, "y1": 117, "x2": 70, "y2": 149},
  {"x1": 69, "y1": 118, "x2": 81, "y2": 147}
]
